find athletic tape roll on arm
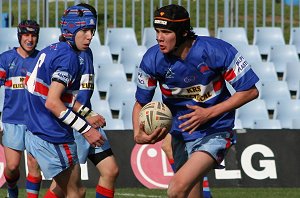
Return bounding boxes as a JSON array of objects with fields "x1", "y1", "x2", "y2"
[
  {"x1": 59, "y1": 108, "x2": 91, "y2": 134},
  {"x1": 77, "y1": 105, "x2": 98, "y2": 118}
]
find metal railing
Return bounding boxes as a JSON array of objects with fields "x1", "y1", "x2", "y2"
[{"x1": 0, "y1": 0, "x2": 300, "y2": 44}]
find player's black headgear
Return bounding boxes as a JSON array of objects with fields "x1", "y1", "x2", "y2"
[
  {"x1": 153, "y1": 4, "x2": 195, "y2": 48},
  {"x1": 17, "y1": 19, "x2": 40, "y2": 44}
]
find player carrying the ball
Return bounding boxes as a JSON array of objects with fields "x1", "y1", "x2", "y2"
[{"x1": 132, "y1": 4, "x2": 259, "y2": 198}]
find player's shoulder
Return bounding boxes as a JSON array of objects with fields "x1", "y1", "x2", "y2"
[
  {"x1": 143, "y1": 45, "x2": 163, "y2": 62},
  {"x1": 0, "y1": 48, "x2": 17, "y2": 57}
]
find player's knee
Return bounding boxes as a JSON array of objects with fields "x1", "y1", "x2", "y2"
[
  {"x1": 167, "y1": 179, "x2": 188, "y2": 198},
  {"x1": 101, "y1": 163, "x2": 119, "y2": 180},
  {"x1": 5, "y1": 164, "x2": 19, "y2": 173}
]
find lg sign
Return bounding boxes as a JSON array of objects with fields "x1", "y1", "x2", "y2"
[
  {"x1": 130, "y1": 141, "x2": 174, "y2": 189},
  {"x1": 0, "y1": 144, "x2": 6, "y2": 187},
  {"x1": 131, "y1": 143, "x2": 277, "y2": 189}
]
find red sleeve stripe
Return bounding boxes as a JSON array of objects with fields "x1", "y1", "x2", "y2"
[
  {"x1": 0, "y1": 71, "x2": 6, "y2": 79},
  {"x1": 223, "y1": 68, "x2": 236, "y2": 82},
  {"x1": 4, "y1": 80, "x2": 12, "y2": 87},
  {"x1": 160, "y1": 86, "x2": 172, "y2": 96},
  {"x1": 147, "y1": 77, "x2": 157, "y2": 87},
  {"x1": 213, "y1": 79, "x2": 223, "y2": 92}
]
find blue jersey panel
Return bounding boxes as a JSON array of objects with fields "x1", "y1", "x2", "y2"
[
  {"x1": 24, "y1": 42, "x2": 82, "y2": 143},
  {"x1": 0, "y1": 48, "x2": 39, "y2": 124}
]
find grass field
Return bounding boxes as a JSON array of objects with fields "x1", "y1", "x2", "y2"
[{"x1": 1, "y1": 187, "x2": 300, "y2": 197}]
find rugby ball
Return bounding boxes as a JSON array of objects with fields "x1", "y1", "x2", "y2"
[{"x1": 139, "y1": 101, "x2": 173, "y2": 135}]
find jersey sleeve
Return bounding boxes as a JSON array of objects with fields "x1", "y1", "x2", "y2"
[
  {"x1": 135, "y1": 48, "x2": 158, "y2": 105},
  {"x1": 0, "y1": 53, "x2": 7, "y2": 86},
  {"x1": 209, "y1": 40, "x2": 260, "y2": 92}
]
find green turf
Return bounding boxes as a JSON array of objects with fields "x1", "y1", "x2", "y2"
[{"x1": 1, "y1": 187, "x2": 300, "y2": 197}]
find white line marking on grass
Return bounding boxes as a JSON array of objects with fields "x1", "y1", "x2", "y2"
[{"x1": 115, "y1": 193, "x2": 166, "y2": 197}]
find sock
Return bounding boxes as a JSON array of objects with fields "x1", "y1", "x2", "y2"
[
  {"x1": 168, "y1": 158, "x2": 176, "y2": 172},
  {"x1": 4, "y1": 171, "x2": 19, "y2": 198},
  {"x1": 44, "y1": 189, "x2": 60, "y2": 198},
  {"x1": 26, "y1": 174, "x2": 42, "y2": 198},
  {"x1": 203, "y1": 176, "x2": 212, "y2": 198},
  {"x1": 96, "y1": 185, "x2": 114, "y2": 198}
]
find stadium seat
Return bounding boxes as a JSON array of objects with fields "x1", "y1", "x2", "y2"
[
  {"x1": 95, "y1": 63, "x2": 127, "y2": 93},
  {"x1": 253, "y1": 27, "x2": 285, "y2": 56},
  {"x1": 105, "y1": 28, "x2": 138, "y2": 57},
  {"x1": 253, "y1": 119, "x2": 282, "y2": 129},
  {"x1": 217, "y1": 27, "x2": 248, "y2": 47},
  {"x1": 119, "y1": 99, "x2": 135, "y2": 129},
  {"x1": 233, "y1": 118, "x2": 244, "y2": 129},
  {"x1": 118, "y1": 45, "x2": 147, "y2": 76},
  {"x1": 104, "y1": 117, "x2": 125, "y2": 130},
  {"x1": 273, "y1": 99, "x2": 300, "y2": 129},
  {"x1": 260, "y1": 81, "x2": 291, "y2": 110},
  {"x1": 90, "y1": 86, "x2": 113, "y2": 119},
  {"x1": 89, "y1": 30, "x2": 102, "y2": 55},
  {"x1": 193, "y1": 27, "x2": 210, "y2": 36},
  {"x1": 235, "y1": 44, "x2": 262, "y2": 64},
  {"x1": 0, "y1": 28, "x2": 19, "y2": 49},
  {"x1": 283, "y1": 61, "x2": 300, "y2": 92},
  {"x1": 0, "y1": 43, "x2": 8, "y2": 53},
  {"x1": 250, "y1": 61, "x2": 278, "y2": 82},
  {"x1": 289, "y1": 27, "x2": 300, "y2": 54},
  {"x1": 267, "y1": 44, "x2": 299, "y2": 74},
  {"x1": 93, "y1": 45, "x2": 114, "y2": 71},
  {"x1": 142, "y1": 27, "x2": 157, "y2": 49},
  {"x1": 292, "y1": 118, "x2": 300, "y2": 129},
  {"x1": 37, "y1": 27, "x2": 61, "y2": 49},
  {"x1": 236, "y1": 99, "x2": 269, "y2": 129},
  {"x1": 0, "y1": 86, "x2": 4, "y2": 111},
  {"x1": 107, "y1": 81, "x2": 136, "y2": 111}
]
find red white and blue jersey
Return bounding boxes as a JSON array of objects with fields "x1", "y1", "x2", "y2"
[
  {"x1": 0, "y1": 48, "x2": 39, "y2": 124},
  {"x1": 24, "y1": 42, "x2": 82, "y2": 144},
  {"x1": 136, "y1": 36, "x2": 259, "y2": 141},
  {"x1": 77, "y1": 48, "x2": 94, "y2": 108}
]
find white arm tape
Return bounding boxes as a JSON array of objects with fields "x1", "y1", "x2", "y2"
[
  {"x1": 59, "y1": 109, "x2": 91, "y2": 134},
  {"x1": 77, "y1": 105, "x2": 98, "y2": 118}
]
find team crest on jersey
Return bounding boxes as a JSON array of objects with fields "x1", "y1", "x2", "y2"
[
  {"x1": 197, "y1": 62, "x2": 210, "y2": 73},
  {"x1": 8, "y1": 61, "x2": 16, "y2": 70},
  {"x1": 165, "y1": 67, "x2": 174, "y2": 78},
  {"x1": 79, "y1": 56, "x2": 84, "y2": 65}
]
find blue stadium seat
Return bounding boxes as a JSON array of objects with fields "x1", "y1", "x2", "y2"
[
  {"x1": 260, "y1": 81, "x2": 291, "y2": 110},
  {"x1": 107, "y1": 81, "x2": 136, "y2": 111},
  {"x1": 95, "y1": 63, "x2": 127, "y2": 93},
  {"x1": 233, "y1": 118, "x2": 244, "y2": 129},
  {"x1": 292, "y1": 118, "x2": 300, "y2": 129},
  {"x1": 253, "y1": 119, "x2": 282, "y2": 129},
  {"x1": 119, "y1": 99, "x2": 135, "y2": 129},
  {"x1": 118, "y1": 45, "x2": 147, "y2": 76},
  {"x1": 217, "y1": 27, "x2": 248, "y2": 47},
  {"x1": 289, "y1": 27, "x2": 300, "y2": 54},
  {"x1": 250, "y1": 61, "x2": 278, "y2": 82},
  {"x1": 142, "y1": 27, "x2": 157, "y2": 49},
  {"x1": 193, "y1": 27, "x2": 210, "y2": 36},
  {"x1": 90, "y1": 86, "x2": 113, "y2": 119},
  {"x1": 273, "y1": 99, "x2": 300, "y2": 129},
  {"x1": 235, "y1": 44, "x2": 262, "y2": 63},
  {"x1": 0, "y1": 28, "x2": 19, "y2": 49},
  {"x1": 253, "y1": 27, "x2": 285, "y2": 56},
  {"x1": 283, "y1": 61, "x2": 300, "y2": 92},
  {"x1": 105, "y1": 28, "x2": 138, "y2": 57},
  {"x1": 236, "y1": 99, "x2": 269, "y2": 129},
  {"x1": 267, "y1": 44, "x2": 299, "y2": 74},
  {"x1": 93, "y1": 45, "x2": 114, "y2": 71},
  {"x1": 37, "y1": 27, "x2": 61, "y2": 49},
  {"x1": 89, "y1": 30, "x2": 102, "y2": 55},
  {"x1": 104, "y1": 117, "x2": 125, "y2": 130}
]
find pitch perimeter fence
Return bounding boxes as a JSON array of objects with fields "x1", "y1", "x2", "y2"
[{"x1": 0, "y1": 0, "x2": 300, "y2": 43}]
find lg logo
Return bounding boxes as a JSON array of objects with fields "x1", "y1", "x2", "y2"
[
  {"x1": 216, "y1": 144, "x2": 277, "y2": 180},
  {"x1": 131, "y1": 143, "x2": 277, "y2": 189}
]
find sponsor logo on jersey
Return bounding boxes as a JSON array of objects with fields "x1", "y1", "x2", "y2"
[{"x1": 235, "y1": 55, "x2": 249, "y2": 73}]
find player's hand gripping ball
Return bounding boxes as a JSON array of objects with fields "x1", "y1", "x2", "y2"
[{"x1": 139, "y1": 101, "x2": 173, "y2": 135}]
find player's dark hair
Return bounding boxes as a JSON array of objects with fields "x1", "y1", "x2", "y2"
[
  {"x1": 76, "y1": 3, "x2": 97, "y2": 19},
  {"x1": 153, "y1": 4, "x2": 195, "y2": 47}
]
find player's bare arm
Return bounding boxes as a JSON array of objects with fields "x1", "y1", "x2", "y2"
[
  {"x1": 46, "y1": 81, "x2": 105, "y2": 147},
  {"x1": 179, "y1": 86, "x2": 259, "y2": 133}
]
